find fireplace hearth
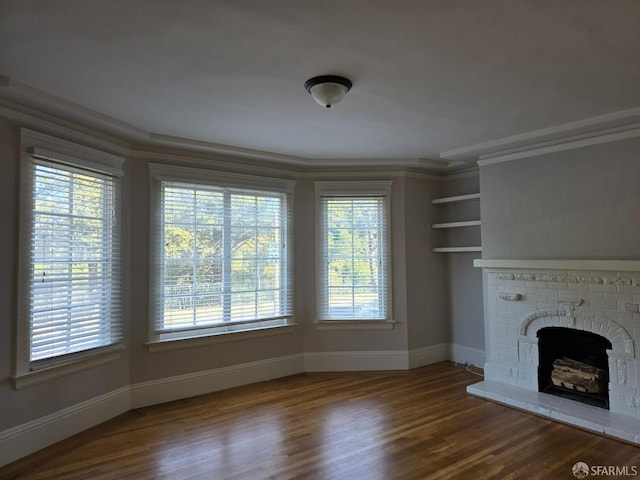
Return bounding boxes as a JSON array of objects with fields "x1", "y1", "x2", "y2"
[{"x1": 469, "y1": 259, "x2": 640, "y2": 444}]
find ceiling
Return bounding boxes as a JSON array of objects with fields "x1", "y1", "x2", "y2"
[{"x1": 1, "y1": 1, "x2": 639, "y2": 168}]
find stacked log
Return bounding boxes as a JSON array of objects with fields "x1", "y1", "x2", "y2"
[{"x1": 551, "y1": 357, "x2": 606, "y2": 394}]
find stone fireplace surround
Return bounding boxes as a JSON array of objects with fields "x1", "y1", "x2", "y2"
[{"x1": 469, "y1": 259, "x2": 640, "y2": 444}]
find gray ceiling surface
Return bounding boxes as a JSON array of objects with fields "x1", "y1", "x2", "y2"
[{"x1": 1, "y1": 1, "x2": 639, "y2": 165}]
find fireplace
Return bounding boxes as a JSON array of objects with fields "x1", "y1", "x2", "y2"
[
  {"x1": 537, "y1": 327, "x2": 611, "y2": 409},
  {"x1": 468, "y1": 259, "x2": 640, "y2": 444}
]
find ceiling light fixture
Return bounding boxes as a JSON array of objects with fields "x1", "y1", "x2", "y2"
[{"x1": 304, "y1": 75, "x2": 352, "y2": 108}]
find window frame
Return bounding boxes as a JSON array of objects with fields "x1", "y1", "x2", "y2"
[
  {"x1": 314, "y1": 180, "x2": 395, "y2": 330},
  {"x1": 148, "y1": 163, "x2": 296, "y2": 349},
  {"x1": 14, "y1": 129, "x2": 125, "y2": 389}
]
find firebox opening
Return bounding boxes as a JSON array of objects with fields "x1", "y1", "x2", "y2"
[{"x1": 537, "y1": 327, "x2": 612, "y2": 409}]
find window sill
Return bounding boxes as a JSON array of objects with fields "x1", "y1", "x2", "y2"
[
  {"x1": 314, "y1": 320, "x2": 397, "y2": 331},
  {"x1": 12, "y1": 349, "x2": 122, "y2": 390},
  {"x1": 146, "y1": 323, "x2": 299, "y2": 353}
]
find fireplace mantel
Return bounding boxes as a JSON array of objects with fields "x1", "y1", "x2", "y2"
[{"x1": 474, "y1": 259, "x2": 640, "y2": 272}]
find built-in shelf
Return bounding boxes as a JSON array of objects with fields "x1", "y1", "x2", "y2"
[
  {"x1": 431, "y1": 193, "x2": 480, "y2": 205},
  {"x1": 432, "y1": 220, "x2": 481, "y2": 229},
  {"x1": 432, "y1": 246, "x2": 482, "y2": 253},
  {"x1": 431, "y1": 192, "x2": 481, "y2": 253}
]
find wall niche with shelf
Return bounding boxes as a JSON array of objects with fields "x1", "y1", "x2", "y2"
[{"x1": 431, "y1": 192, "x2": 481, "y2": 253}]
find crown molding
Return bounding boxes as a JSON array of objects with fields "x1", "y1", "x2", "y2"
[
  {"x1": 145, "y1": 133, "x2": 461, "y2": 171},
  {"x1": 132, "y1": 149, "x2": 303, "y2": 178},
  {"x1": 477, "y1": 124, "x2": 640, "y2": 166},
  {"x1": 305, "y1": 156, "x2": 462, "y2": 170},
  {"x1": 0, "y1": 100, "x2": 130, "y2": 157},
  {"x1": 440, "y1": 106, "x2": 640, "y2": 162},
  {"x1": 134, "y1": 149, "x2": 459, "y2": 182},
  {"x1": 0, "y1": 75, "x2": 148, "y2": 144},
  {"x1": 146, "y1": 132, "x2": 312, "y2": 166}
]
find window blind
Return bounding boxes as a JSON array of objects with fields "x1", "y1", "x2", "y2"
[
  {"x1": 155, "y1": 181, "x2": 292, "y2": 334},
  {"x1": 318, "y1": 195, "x2": 390, "y2": 320},
  {"x1": 27, "y1": 159, "x2": 122, "y2": 364}
]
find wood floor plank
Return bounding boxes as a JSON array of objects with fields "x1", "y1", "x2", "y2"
[{"x1": 2, "y1": 362, "x2": 639, "y2": 479}]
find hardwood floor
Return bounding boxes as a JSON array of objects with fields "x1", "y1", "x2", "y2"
[{"x1": 2, "y1": 362, "x2": 639, "y2": 479}]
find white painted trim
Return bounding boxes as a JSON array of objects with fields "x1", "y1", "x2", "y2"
[
  {"x1": 314, "y1": 320, "x2": 397, "y2": 331},
  {"x1": 307, "y1": 166, "x2": 478, "y2": 182},
  {"x1": 432, "y1": 220, "x2": 481, "y2": 229},
  {"x1": 473, "y1": 259, "x2": 640, "y2": 272},
  {"x1": 148, "y1": 141, "x2": 448, "y2": 170},
  {"x1": 0, "y1": 387, "x2": 130, "y2": 468},
  {"x1": 449, "y1": 344, "x2": 486, "y2": 368},
  {"x1": 134, "y1": 149, "x2": 304, "y2": 178},
  {"x1": 0, "y1": 76, "x2": 148, "y2": 141},
  {"x1": 440, "y1": 106, "x2": 640, "y2": 161},
  {"x1": 408, "y1": 344, "x2": 449, "y2": 369},
  {"x1": 314, "y1": 180, "x2": 393, "y2": 196},
  {"x1": 311, "y1": 169, "x2": 443, "y2": 181},
  {"x1": 148, "y1": 132, "x2": 313, "y2": 166},
  {"x1": 431, "y1": 193, "x2": 480, "y2": 204},
  {"x1": 302, "y1": 156, "x2": 456, "y2": 171},
  {"x1": 135, "y1": 150, "x2": 451, "y2": 182},
  {"x1": 477, "y1": 126, "x2": 640, "y2": 166},
  {"x1": 31, "y1": 146, "x2": 124, "y2": 177},
  {"x1": 0, "y1": 100, "x2": 131, "y2": 156},
  {"x1": 130, "y1": 354, "x2": 304, "y2": 409},
  {"x1": 148, "y1": 162, "x2": 296, "y2": 193},
  {"x1": 146, "y1": 324, "x2": 298, "y2": 353},
  {"x1": 303, "y1": 350, "x2": 409, "y2": 372},
  {"x1": 21, "y1": 129, "x2": 126, "y2": 177},
  {"x1": 407, "y1": 343, "x2": 485, "y2": 369},
  {"x1": 146, "y1": 141, "x2": 451, "y2": 171}
]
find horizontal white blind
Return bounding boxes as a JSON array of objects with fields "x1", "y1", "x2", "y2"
[
  {"x1": 319, "y1": 195, "x2": 390, "y2": 320},
  {"x1": 28, "y1": 159, "x2": 121, "y2": 363},
  {"x1": 156, "y1": 181, "x2": 292, "y2": 333}
]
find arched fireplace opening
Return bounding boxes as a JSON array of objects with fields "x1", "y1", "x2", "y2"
[{"x1": 537, "y1": 327, "x2": 612, "y2": 409}]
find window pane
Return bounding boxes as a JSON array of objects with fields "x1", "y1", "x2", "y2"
[
  {"x1": 30, "y1": 162, "x2": 120, "y2": 361},
  {"x1": 157, "y1": 183, "x2": 291, "y2": 333},
  {"x1": 320, "y1": 195, "x2": 389, "y2": 321}
]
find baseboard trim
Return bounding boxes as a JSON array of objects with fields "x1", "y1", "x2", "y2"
[
  {"x1": 408, "y1": 344, "x2": 450, "y2": 368},
  {"x1": 449, "y1": 344, "x2": 486, "y2": 368},
  {"x1": 130, "y1": 353, "x2": 305, "y2": 409},
  {"x1": 0, "y1": 386, "x2": 130, "y2": 468}
]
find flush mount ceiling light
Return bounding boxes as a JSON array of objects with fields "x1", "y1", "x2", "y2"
[{"x1": 304, "y1": 75, "x2": 353, "y2": 108}]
